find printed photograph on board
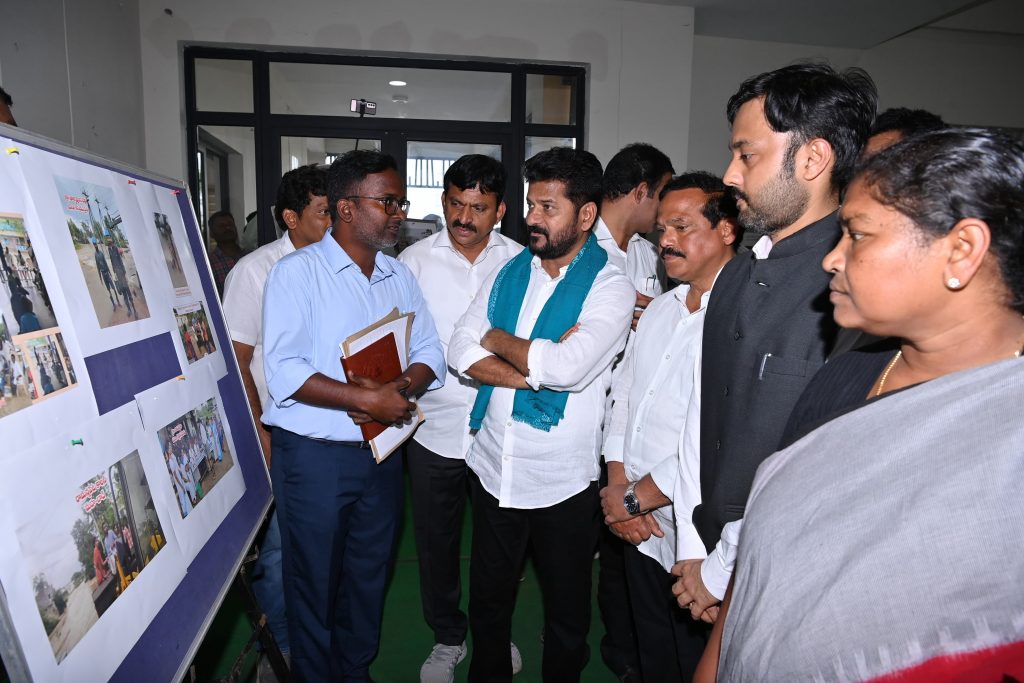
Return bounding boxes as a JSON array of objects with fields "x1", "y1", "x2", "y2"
[
  {"x1": 19, "y1": 450, "x2": 167, "y2": 663},
  {"x1": 53, "y1": 177, "x2": 151, "y2": 327},
  {"x1": 0, "y1": 213, "x2": 58, "y2": 335},
  {"x1": 173, "y1": 301, "x2": 217, "y2": 364},
  {"x1": 154, "y1": 211, "x2": 188, "y2": 292},
  {"x1": 155, "y1": 397, "x2": 235, "y2": 518}
]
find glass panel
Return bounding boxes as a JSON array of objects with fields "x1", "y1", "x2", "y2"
[
  {"x1": 194, "y1": 59, "x2": 253, "y2": 113},
  {"x1": 196, "y1": 126, "x2": 258, "y2": 253},
  {"x1": 280, "y1": 136, "x2": 381, "y2": 174},
  {"x1": 525, "y1": 74, "x2": 576, "y2": 125},
  {"x1": 523, "y1": 136, "x2": 576, "y2": 217},
  {"x1": 404, "y1": 141, "x2": 503, "y2": 253},
  {"x1": 270, "y1": 62, "x2": 511, "y2": 121}
]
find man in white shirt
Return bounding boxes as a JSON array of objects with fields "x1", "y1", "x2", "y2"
[
  {"x1": 599, "y1": 173, "x2": 739, "y2": 681},
  {"x1": 448, "y1": 148, "x2": 634, "y2": 683},
  {"x1": 593, "y1": 142, "x2": 674, "y2": 681},
  {"x1": 397, "y1": 155, "x2": 523, "y2": 683},
  {"x1": 221, "y1": 164, "x2": 331, "y2": 663}
]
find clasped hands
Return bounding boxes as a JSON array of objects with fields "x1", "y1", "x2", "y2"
[
  {"x1": 599, "y1": 482, "x2": 664, "y2": 546},
  {"x1": 345, "y1": 372, "x2": 415, "y2": 427}
]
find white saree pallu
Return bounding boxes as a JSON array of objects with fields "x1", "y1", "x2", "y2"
[{"x1": 720, "y1": 357, "x2": 1024, "y2": 682}]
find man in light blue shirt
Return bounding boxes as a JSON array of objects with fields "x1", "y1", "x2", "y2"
[{"x1": 262, "y1": 149, "x2": 445, "y2": 682}]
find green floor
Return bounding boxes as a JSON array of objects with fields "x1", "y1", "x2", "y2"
[{"x1": 193, "y1": 468, "x2": 619, "y2": 682}]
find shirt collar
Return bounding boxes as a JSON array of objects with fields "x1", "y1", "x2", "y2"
[
  {"x1": 318, "y1": 232, "x2": 396, "y2": 280},
  {"x1": 671, "y1": 264, "x2": 726, "y2": 311},
  {"x1": 434, "y1": 225, "x2": 508, "y2": 256},
  {"x1": 752, "y1": 235, "x2": 773, "y2": 260}
]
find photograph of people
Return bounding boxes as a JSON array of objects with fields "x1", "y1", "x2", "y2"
[
  {"x1": 154, "y1": 211, "x2": 188, "y2": 290},
  {"x1": 21, "y1": 451, "x2": 167, "y2": 663},
  {"x1": 0, "y1": 214, "x2": 58, "y2": 335},
  {"x1": 173, "y1": 302, "x2": 217, "y2": 363},
  {"x1": 155, "y1": 397, "x2": 234, "y2": 518},
  {"x1": 53, "y1": 177, "x2": 151, "y2": 327}
]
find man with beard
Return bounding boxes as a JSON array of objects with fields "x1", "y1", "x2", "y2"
[
  {"x1": 448, "y1": 147, "x2": 634, "y2": 682},
  {"x1": 672, "y1": 63, "x2": 877, "y2": 622},
  {"x1": 261, "y1": 149, "x2": 445, "y2": 682},
  {"x1": 599, "y1": 172, "x2": 739, "y2": 681},
  {"x1": 397, "y1": 154, "x2": 524, "y2": 683}
]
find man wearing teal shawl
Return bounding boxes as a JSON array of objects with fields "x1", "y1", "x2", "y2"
[{"x1": 448, "y1": 148, "x2": 635, "y2": 682}]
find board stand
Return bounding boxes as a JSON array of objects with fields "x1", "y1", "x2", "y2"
[{"x1": 210, "y1": 522, "x2": 290, "y2": 683}]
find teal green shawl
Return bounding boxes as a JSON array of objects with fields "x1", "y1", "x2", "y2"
[{"x1": 469, "y1": 232, "x2": 607, "y2": 432}]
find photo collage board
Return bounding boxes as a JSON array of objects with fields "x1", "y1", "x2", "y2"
[{"x1": 0, "y1": 131, "x2": 270, "y2": 683}]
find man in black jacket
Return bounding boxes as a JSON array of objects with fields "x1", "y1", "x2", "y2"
[{"x1": 672, "y1": 63, "x2": 877, "y2": 619}]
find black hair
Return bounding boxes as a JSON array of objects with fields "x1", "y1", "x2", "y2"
[
  {"x1": 870, "y1": 107, "x2": 946, "y2": 139},
  {"x1": 660, "y1": 171, "x2": 741, "y2": 243},
  {"x1": 523, "y1": 147, "x2": 603, "y2": 211},
  {"x1": 0, "y1": 86, "x2": 11, "y2": 107},
  {"x1": 726, "y1": 62, "x2": 877, "y2": 192},
  {"x1": 274, "y1": 164, "x2": 327, "y2": 231},
  {"x1": 443, "y1": 154, "x2": 507, "y2": 203},
  {"x1": 856, "y1": 127, "x2": 1024, "y2": 313},
  {"x1": 327, "y1": 149, "x2": 398, "y2": 221},
  {"x1": 207, "y1": 210, "x2": 233, "y2": 230},
  {"x1": 602, "y1": 143, "x2": 675, "y2": 200}
]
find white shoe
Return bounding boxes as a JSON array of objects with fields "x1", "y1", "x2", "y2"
[
  {"x1": 420, "y1": 641, "x2": 467, "y2": 683},
  {"x1": 511, "y1": 641, "x2": 523, "y2": 675}
]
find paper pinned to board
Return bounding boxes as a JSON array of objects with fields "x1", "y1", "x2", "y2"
[{"x1": 339, "y1": 308, "x2": 423, "y2": 463}]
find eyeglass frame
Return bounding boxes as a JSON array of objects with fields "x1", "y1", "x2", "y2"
[{"x1": 343, "y1": 195, "x2": 411, "y2": 215}]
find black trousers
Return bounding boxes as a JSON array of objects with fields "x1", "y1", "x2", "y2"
[
  {"x1": 271, "y1": 428, "x2": 404, "y2": 683},
  {"x1": 597, "y1": 468, "x2": 641, "y2": 676},
  {"x1": 406, "y1": 438, "x2": 469, "y2": 645},
  {"x1": 623, "y1": 543, "x2": 710, "y2": 682},
  {"x1": 468, "y1": 473, "x2": 601, "y2": 683}
]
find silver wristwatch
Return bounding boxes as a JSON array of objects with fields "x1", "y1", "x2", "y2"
[{"x1": 623, "y1": 481, "x2": 642, "y2": 516}]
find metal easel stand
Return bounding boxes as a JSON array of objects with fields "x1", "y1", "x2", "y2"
[{"x1": 211, "y1": 540, "x2": 290, "y2": 683}]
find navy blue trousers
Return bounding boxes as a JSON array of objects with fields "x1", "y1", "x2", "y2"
[{"x1": 271, "y1": 428, "x2": 404, "y2": 683}]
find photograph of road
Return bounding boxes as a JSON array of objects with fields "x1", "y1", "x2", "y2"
[
  {"x1": 155, "y1": 397, "x2": 235, "y2": 518},
  {"x1": 154, "y1": 211, "x2": 188, "y2": 291},
  {"x1": 53, "y1": 177, "x2": 151, "y2": 328},
  {"x1": 20, "y1": 450, "x2": 167, "y2": 663}
]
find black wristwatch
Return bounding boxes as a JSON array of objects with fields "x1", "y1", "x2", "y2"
[{"x1": 623, "y1": 481, "x2": 642, "y2": 516}]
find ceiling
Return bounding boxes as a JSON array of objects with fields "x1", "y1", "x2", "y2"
[{"x1": 639, "y1": 0, "x2": 1024, "y2": 48}]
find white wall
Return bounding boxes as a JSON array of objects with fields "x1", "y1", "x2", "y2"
[
  {"x1": 138, "y1": 0, "x2": 695, "y2": 181},
  {"x1": 687, "y1": 28, "x2": 1024, "y2": 174},
  {"x1": 0, "y1": 0, "x2": 145, "y2": 167}
]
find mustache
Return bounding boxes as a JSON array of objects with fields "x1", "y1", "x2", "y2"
[
  {"x1": 527, "y1": 225, "x2": 549, "y2": 238},
  {"x1": 660, "y1": 246, "x2": 684, "y2": 259},
  {"x1": 452, "y1": 220, "x2": 477, "y2": 232}
]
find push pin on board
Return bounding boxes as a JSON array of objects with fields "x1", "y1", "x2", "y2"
[
  {"x1": 5, "y1": 147, "x2": 18, "y2": 155},
  {"x1": 172, "y1": 189, "x2": 182, "y2": 196},
  {"x1": 127, "y1": 179, "x2": 137, "y2": 185},
  {"x1": 176, "y1": 375, "x2": 186, "y2": 381},
  {"x1": 71, "y1": 438, "x2": 84, "y2": 446}
]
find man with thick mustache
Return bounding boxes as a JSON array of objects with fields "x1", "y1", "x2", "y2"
[
  {"x1": 262, "y1": 149, "x2": 445, "y2": 682},
  {"x1": 449, "y1": 147, "x2": 634, "y2": 682},
  {"x1": 397, "y1": 155, "x2": 523, "y2": 683},
  {"x1": 672, "y1": 63, "x2": 877, "y2": 622},
  {"x1": 599, "y1": 172, "x2": 739, "y2": 681}
]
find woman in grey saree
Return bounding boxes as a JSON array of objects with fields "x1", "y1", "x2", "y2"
[{"x1": 697, "y1": 128, "x2": 1024, "y2": 682}]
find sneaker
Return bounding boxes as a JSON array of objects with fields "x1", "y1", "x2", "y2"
[
  {"x1": 420, "y1": 641, "x2": 467, "y2": 683},
  {"x1": 510, "y1": 641, "x2": 523, "y2": 675}
]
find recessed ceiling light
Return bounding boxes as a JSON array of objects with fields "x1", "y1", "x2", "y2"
[{"x1": 389, "y1": 80, "x2": 407, "y2": 87}]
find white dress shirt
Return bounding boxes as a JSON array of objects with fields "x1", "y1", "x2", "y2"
[
  {"x1": 222, "y1": 233, "x2": 296, "y2": 410},
  {"x1": 605, "y1": 284, "x2": 711, "y2": 571},
  {"x1": 448, "y1": 256, "x2": 634, "y2": 509},
  {"x1": 594, "y1": 217, "x2": 664, "y2": 295},
  {"x1": 691, "y1": 235, "x2": 770, "y2": 597},
  {"x1": 398, "y1": 229, "x2": 523, "y2": 459}
]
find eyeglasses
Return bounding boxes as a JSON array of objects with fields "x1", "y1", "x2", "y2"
[{"x1": 344, "y1": 195, "x2": 411, "y2": 216}]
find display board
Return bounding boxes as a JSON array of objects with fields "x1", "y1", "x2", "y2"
[{"x1": 0, "y1": 124, "x2": 272, "y2": 683}]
